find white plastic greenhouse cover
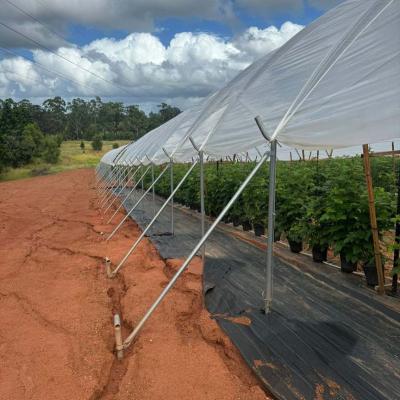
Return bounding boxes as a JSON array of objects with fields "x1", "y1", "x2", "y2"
[
  {"x1": 102, "y1": 0, "x2": 400, "y2": 166},
  {"x1": 100, "y1": 144, "x2": 129, "y2": 166}
]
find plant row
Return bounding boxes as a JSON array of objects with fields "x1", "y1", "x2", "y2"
[{"x1": 137, "y1": 156, "x2": 398, "y2": 280}]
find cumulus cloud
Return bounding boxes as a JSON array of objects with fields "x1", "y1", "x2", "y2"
[
  {"x1": 0, "y1": 22, "x2": 304, "y2": 106},
  {"x1": 234, "y1": 22, "x2": 303, "y2": 58},
  {"x1": 0, "y1": 0, "x2": 342, "y2": 50},
  {"x1": 0, "y1": 0, "x2": 236, "y2": 49}
]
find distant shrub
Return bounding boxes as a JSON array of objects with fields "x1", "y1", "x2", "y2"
[
  {"x1": 42, "y1": 136, "x2": 60, "y2": 164},
  {"x1": 80, "y1": 140, "x2": 85, "y2": 152},
  {"x1": 55, "y1": 134, "x2": 64, "y2": 147},
  {"x1": 91, "y1": 135, "x2": 103, "y2": 151},
  {"x1": 113, "y1": 142, "x2": 119, "y2": 149}
]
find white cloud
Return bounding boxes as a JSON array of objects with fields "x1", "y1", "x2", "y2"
[
  {"x1": 233, "y1": 22, "x2": 303, "y2": 58},
  {"x1": 0, "y1": 22, "x2": 304, "y2": 106}
]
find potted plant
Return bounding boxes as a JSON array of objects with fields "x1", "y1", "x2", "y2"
[
  {"x1": 303, "y1": 166, "x2": 331, "y2": 263},
  {"x1": 275, "y1": 162, "x2": 311, "y2": 253},
  {"x1": 323, "y1": 159, "x2": 394, "y2": 273},
  {"x1": 287, "y1": 223, "x2": 304, "y2": 253},
  {"x1": 363, "y1": 255, "x2": 384, "y2": 287}
]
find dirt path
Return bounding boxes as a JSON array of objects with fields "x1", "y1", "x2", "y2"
[{"x1": 0, "y1": 169, "x2": 268, "y2": 400}]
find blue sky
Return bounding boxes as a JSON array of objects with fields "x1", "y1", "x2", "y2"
[{"x1": 66, "y1": 3, "x2": 328, "y2": 48}]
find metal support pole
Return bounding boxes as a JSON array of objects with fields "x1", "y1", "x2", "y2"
[
  {"x1": 121, "y1": 151, "x2": 270, "y2": 348},
  {"x1": 100, "y1": 165, "x2": 126, "y2": 206},
  {"x1": 189, "y1": 137, "x2": 206, "y2": 264},
  {"x1": 151, "y1": 162, "x2": 155, "y2": 217},
  {"x1": 99, "y1": 167, "x2": 116, "y2": 201},
  {"x1": 107, "y1": 164, "x2": 169, "y2": 238},
  {"x1": 103, "y1": 166, "x2": 142, "y2": 214},
  {"x1": 170, "y1": 159, "x2": 174, "y2": 235},
  {"x1": 200, "y1": 150, "x2": 206, "y2": 262},
  {"x1": 265, "y1": 140, "x2": 277, "y2": 313},
  {"x1": 97, "y1": 169, "x2": 112, "y2": 200},
  {"x1": 255, "y1": 115, "x2": 278, "y2": 313},
  {"x1": 101, "y1": 162, "x2": 133, "y2": 208},
  {"x1": 107, "y1": 165, "x2": 152, "y2": 224},
  {"x1": 109, "y1": 160, "x2": 199, "y2": 277},
  {"x1": 113, "y1": 314, "x2": 124, "y2": 360}
]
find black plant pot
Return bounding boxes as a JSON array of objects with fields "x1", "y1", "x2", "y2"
[
  {"x1": 312, "y1": 245, "x2": 328, "y2": 263},
  {"x1": 288, "y1": 239, "x2": 303, "y2": 253},
  {"x1": 362, "y1": 259, "x2": 384, "y2": 287},
  {"x1": 242, "y1": 220, "x2": 252, "y2": 231},
  {"x1": 340, "y1": 253, "x2": 357, "y2": 273},
  {"x1": 254, "y1": 223, "x2": 265, "y2": 237},
  {"x1": 223, "y1": 214, "x2": 231, "y2": 223},
  {"x1": 363, "y1": 263, "x2": 378, "y2": 287},
  {"x1": 274, "y1": 231, "x2": 281, "y2": 242},
  {"x1": 232, "y1": 216, "x2": 241, "y2": 227}
]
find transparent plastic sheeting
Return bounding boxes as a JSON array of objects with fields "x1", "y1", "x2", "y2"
[{"x1": 100, "y1": 0, "x2": 400, "y2": 168}]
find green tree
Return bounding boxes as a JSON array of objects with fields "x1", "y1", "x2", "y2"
[
  {"x1": 42, "y1": 136, "x2": 61, "y2": 164},
  {"x1": 91, "y1": 135, "x2": 103, "y2": 151},
  {"x1": 23, "y1": 123, "x2": 45, "y2": 158},
  {"x1": 42, "y1": 97, "x2": 66, "y2": 135},
  {"x1": 66, "y1": 98, "x2": 91, "y2": 139},
  {"x1": 80, "y1": 140, "x2": 85, "y2": 153}
]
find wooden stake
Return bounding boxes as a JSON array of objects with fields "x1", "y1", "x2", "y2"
[
  {"x1": 392, "y1": 141, "x2": 396, "y2": 177},
  {"x1": 362, "y1": 144, "x2": 385, "y2": 295},
  {"x1": 392, "y1": 161, "x2": 399, "y2": 294}
]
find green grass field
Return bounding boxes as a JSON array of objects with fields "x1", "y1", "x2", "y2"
[{"x1": 0, "y1": 140, "x2": 129, "y2": 181}]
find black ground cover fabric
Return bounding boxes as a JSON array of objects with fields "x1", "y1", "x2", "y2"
[{"x1": 120, "y1": 190, "x2": 400, "y2": 400}]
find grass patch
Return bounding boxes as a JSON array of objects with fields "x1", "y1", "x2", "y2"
[{"x1": 0, "y1": 140, "x2": 128, "y2": 182}]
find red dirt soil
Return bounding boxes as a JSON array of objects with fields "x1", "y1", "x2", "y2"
[{"x1": 0, "y1": 169, "x2": 268, "y2": 400}]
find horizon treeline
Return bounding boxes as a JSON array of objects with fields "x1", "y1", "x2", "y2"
[
  {"x1": 0, "y1": 96, "x2": 181, "y2": 171},
  {"x1": 0, "y1": 96, "x2": 181, "y2": 141}
]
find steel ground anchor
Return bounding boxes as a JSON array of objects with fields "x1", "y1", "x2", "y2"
[
  {"x1": 105, "y1": 257, "x2": 116, "y2": 278},
  {"x1": 113, "y1": 314, "x2": 124, "y2": 360}
]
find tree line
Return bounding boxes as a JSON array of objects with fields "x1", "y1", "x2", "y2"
[{"x1": 0, "y1": 96, "x2": 181, "y2": 171}]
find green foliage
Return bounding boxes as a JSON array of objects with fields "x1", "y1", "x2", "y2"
[
  {"x1": 80, "y1": 141, "x2": 85, "y2": 151},
  {"x1": 0, "y1": 97, "x2": 181, "y2": 146},
  {"x1": 42, "y1": 136, "x2": 61, "y2": 164},
  {"x1": 147, "y1": 156, "x2": 397, "y2": 266},
  {"x1": 23, "y1": 123, "x2": 45, "y2": 158},
  {"x1": 318, "y1": 159, "x2": 394, "y2": 263},
  {"x1": 112, "y1": 143, "x2": 119, "y2": 149},
  {"x1": 275, "y1": 162, "x2": 312, "y2": 242},
  {"x1": 91, "y1": 135, "x2": 103, "y2": 151}
]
